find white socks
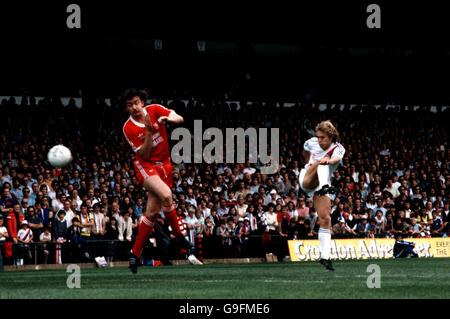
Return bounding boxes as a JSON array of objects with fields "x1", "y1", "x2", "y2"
[
  {"x1": 318, "y1": 228, "x2": 332, "y2": 260},
  {"x1": 317, "y1": 164, "x2": 331, "y2": 189}
]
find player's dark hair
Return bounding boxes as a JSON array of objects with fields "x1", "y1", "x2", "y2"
[{"x1": 120, "y1": 88, "x2": 148, "y2": 106}]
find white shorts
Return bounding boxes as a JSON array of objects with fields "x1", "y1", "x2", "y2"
[
  {"x1": 299, "y1": 168, "x2": 319, "y2": 198},
  {"x1": 299, "y1": 166, "x2": 335, "y2": 200}
]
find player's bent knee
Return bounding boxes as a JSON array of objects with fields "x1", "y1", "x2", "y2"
[
  {"x1": 143, "y1": 210, "x2": 156, "y2": 219},
  {"x1": 303, "y1": 175, "x2": 319, "y2": 190},
  {"x1": 160, "y1": 193, "x2": 173, "y2": 206}
]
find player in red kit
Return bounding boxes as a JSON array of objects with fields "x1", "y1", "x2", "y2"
[{"x1": 121, "y1": 89, "x2": 202, "y2": 273}]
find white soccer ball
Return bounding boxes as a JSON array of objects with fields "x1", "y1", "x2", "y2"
[{"x1": 47, "y1": 145, "x2": 73, "y2": 168}]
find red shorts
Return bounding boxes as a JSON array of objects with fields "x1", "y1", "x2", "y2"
[{"x1": 133, "y1": 160, "x2": 173, "y2": 188}]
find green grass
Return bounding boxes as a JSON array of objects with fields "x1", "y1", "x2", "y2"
[{"x1": 1, "y1": 258, "x2": 449, "y2": 299}]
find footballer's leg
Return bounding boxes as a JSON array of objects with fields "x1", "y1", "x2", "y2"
[
  {"x1": 302, "y1": 161, "x2": 321, "y2": 190},
  {"x1": 314, "y1": 194, "x2": 334, "y2": 271},
  {"x1": 129, "y1": 190, "x2": 160, "y2": 274},
  {"x1": 147, "y1": 173, "x2": 203, "y2": 265},
  {"x1": 315, "y1": 164, "x2": 338, "y2": 196}
]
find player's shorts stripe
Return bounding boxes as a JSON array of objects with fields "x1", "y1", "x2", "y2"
[{"x1": 135, "y1": 161, "x2": 150, "y2": 180}]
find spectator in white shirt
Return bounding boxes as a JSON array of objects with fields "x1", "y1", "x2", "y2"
[
  {"x1": 52, "y1": 192, "x2": 66, "y2": 213},
  {"x1": 0, "y1": 216, "x2": 9, "y2": 242},
  {"x1": 264, "y1": 204, "x2": 279, "y2": 232},
  {"x1": 92, "y1": 203, "x2": 106, "y2": 240},
  {"x1": 17, "y1": 220, "x2": 33, "y2": 266},
  {"x1": 118, "y1": 211, "x2": 133, "y2": 242},
  {"x1": 384, "y1": 179, "x2": 400, "y2": 199},
  {"x1": 39, "y1": 227, "x2": 52, "y2": 264},
  {"x1": 63, "y1": 200, "x2": 76, "y2": 228},
  {"x1": 236, "y1": 196, "x2": 248, "y2": 219}
]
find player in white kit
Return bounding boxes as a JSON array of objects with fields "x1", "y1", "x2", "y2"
[{"x1": 299, "y1": 121, "x2": 345, "y2": 270}]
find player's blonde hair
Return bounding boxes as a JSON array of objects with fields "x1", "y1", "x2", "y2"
[{"x1": 316, "y1": 120, "x2": 339, "y2": 142}]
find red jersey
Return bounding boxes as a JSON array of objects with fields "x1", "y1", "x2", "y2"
[{"x1": 123, "y1": 104, "x2": 172, "y2": 163}]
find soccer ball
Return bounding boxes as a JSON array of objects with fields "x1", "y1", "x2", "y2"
[{"x1": 47, "y1": 145, "x2": 73, "y2": 168}]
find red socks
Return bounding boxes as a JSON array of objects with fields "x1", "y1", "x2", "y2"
[
  {"x1": 163, "y1": 204, "x2": 183, "y2": 237},
  {"x1": 131, "y1": 216, "x2": 154, "y2": 257}
]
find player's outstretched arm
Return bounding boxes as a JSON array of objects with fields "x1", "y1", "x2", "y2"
[
  {"x1": 158, "y1": 111, "x2": 184, "y2": 124},
  {"x1": 326, "y1": 156, "x2": 341, "y2": 165}
]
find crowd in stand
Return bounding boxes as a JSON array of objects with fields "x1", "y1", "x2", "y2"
[{"x1": 0, "y1": 95, "x2": 450, "y2": 265}]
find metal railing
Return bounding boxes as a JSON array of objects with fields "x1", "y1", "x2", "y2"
[{"x1": 0, "y1": 233, "x2": 294, "y2": 266}]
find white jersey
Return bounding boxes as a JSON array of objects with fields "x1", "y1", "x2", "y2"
[{"x1": 303, "y1": 137, "x2": 345, "y2": 170}]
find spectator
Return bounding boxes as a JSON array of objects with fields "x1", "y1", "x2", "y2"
[
  {"x1": 28, "y1": 183, "x2": 39, "y2": 206},
  {"x1": 118, "y1": 211, "x2": 133, "y2": 242},
  {"x1": 331, "y1": 202, "x2": 346, "y2": 226},
  {"x1": 264, "y1": 204, "x2": 278, "y2": 233},
  {"x1": 392, "y1": 216, "x2": 407, "y2": 237},
  {"x1": 11, "y1": 179, "x2": 24, "y2": 203},
  {"x1": 104, "y1": 217, "x2": 119, "y2": 262},
  {"x1": 79, "y1": 204, "x2": 94, "y2": 240},
  {"x1": 16, "y1": 220, "x2": 33, "y2": 266},
  {"x1": 296, "y1": 198, "x2": 309, "y2": 219},
  {"x1": 67, "y1": 217, "x2": 90, "y2": 261},
  {"x1": 2, "y1": 203, "x2": 25, "y2": 264},
  {"x1": 430, "y1": 210, "x2": 443, "y2": 237},
  {"x1": 51, "y1": 192, "x2": 66, "y2": 213},
  {"x1": 215, "y1": 220, "x2": 228, "y2": 256},
  {"x1": 52, "y1": 210, "x2": 68, "y2": 243},
  {"x1": 296, "y1": 217, "x2": 314, "y2": 239},
  {"x1": 0, "y1": 215, "x2": 9, "y2": 246},
  {"x1": 385, "y1": 212, "x2": 395, "y2": 237},
  {"x1": 63, "y1": 200, "x2": 77, "y2": 228},
  {"x1": 34, "y1": 201, "x2": 51, "y2": 228},
  {"x1": 374, "y1": 210, "x2": 386, "y2": 237},
  {"x1": 442, "y1": 203, "x2": 450, "y2": 223},
  {"x1": 408, "y1": 218, "x2": 423, "y2": 238},
  {"x1": 216, "y1": 199, "x2": 229, "y2": 218},
  {"x1": 236, "y1": 196, "x2": 248, "y2": 219},
  {"x1": 373, "y1": 198, "x2": 387, "y2": 217},
  {"x1": 332, "y1": 217, "x2": 356, "y2": 238},
  {"x1": 238, "y1": 218, "x2": 251, "y2": 253},
  {"x1": 365, "y1": 218, "x2": 377, "y2": 238},
  {"x1": 355, "y1": 216, "x2": 369, "y2": 238},
  {"x1": 91, "y1": 203, "x2": 106, "y2": 240},
  {"x1": 184, "y1": 206, "x2": 198, "y2": 244},
  {"x1": 0, "y1": 187, "x2": 18, "y2": 213},
  {"x1": 26, "y1": 206, "x2": 43, "y2": 242},
  {"x1": 285, "y1": 201, "x2": 297, "y2": 222},
  {"x1": 39, "y1": 226, "x2": 52, "y2": 264},
  {"x1": 384, "y1": 179, "x2": 400, "y2": 199},
  {"x1": 265, "y1": 189, "x2": 279, "y2": 206},
  {"x1": 284, "y1": 190, "x2": 298, "y2": 208},
  {"x1": 111, "y1": 202, "x2": 121, "y2": 221},
  {"x1": 365, "y1": 193, "x2": 377, "y2": 210},
  {"x1": 132, "y1": 197, "x2": 145, "y2": 220},
  {"x1": 70, "y1": 190, "x2": 82, "y2": 210},
  {"x1": 305, "y1": 207, "x2": 318, "y2": 232}
]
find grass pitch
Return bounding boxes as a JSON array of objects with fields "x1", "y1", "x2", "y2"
[{"x1": 1, "y1": 258, "x2": 449, "y2": 299}]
